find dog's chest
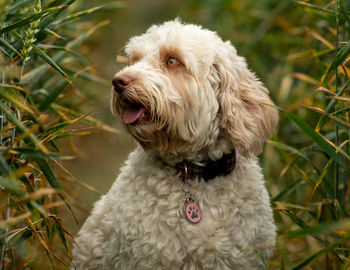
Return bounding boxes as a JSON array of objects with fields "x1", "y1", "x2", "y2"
[{"x1": 101, "y1": 161, "x2": 267, "y2": 269}]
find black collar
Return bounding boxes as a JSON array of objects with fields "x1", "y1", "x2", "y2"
[{"x1": 175, "y1": 149, "x2": 236, "y2": 182}]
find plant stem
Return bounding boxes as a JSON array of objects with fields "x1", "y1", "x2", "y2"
[{"x1": 333, "y1": 0, "x2": 340, "y2": 218}]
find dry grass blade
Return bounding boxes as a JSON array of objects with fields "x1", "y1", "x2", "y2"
[
  {"x1": 0, "y1": 212, "x2": 31, "y2": 229},
  {"x1": 304, "y1": 105, "x2": 350, "y2": 128},
  {"x1": 293, "y1": 72, "x2": 319, "y2": 85},
  {"x1": 326, "y1": 96, "x2": 350, "y2": 102}
]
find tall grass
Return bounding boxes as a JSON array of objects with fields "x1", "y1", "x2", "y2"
[
  {"x1": 0, "y1": 1, "x2": 122, "y2": 269},
  {"x1": 267, "y1": 1, "x2": 350, "y2": 269}
]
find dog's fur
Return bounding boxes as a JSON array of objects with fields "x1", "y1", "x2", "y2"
[{"x1": 72, "y1": 20, "x2": 278, "y2": 270}]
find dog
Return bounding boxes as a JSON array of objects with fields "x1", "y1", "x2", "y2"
[{"x1": 72, "y1": 19, "x2": 278, "y2": 270}]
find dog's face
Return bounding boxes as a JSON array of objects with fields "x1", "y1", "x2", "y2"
[{"x1": 112, "y1": 20, "x2": 278, "y2": 157}]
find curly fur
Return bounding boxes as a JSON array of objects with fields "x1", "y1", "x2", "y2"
[{"x1": 72, "y1": 19, "x2": 278, "y2": 270}]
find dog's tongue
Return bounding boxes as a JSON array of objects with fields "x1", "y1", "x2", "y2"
[{"x1": 123, "y1": 107, "x2": 147, "y2": 124}]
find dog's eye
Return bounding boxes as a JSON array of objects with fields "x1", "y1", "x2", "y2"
[{"x1": 166, "y1": 57, "x2": 178, "y2": 67}]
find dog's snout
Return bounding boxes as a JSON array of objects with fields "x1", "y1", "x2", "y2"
[{"x1": 112, "y1": 75, "x2": 133, "y2": 93}]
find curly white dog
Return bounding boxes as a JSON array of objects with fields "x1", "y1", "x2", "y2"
[{"x1": 72, "y1": 20, "x2": 278, "y2": 270}]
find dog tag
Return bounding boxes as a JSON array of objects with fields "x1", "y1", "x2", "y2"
[{"x1": 184, "y1": 199, "x2": 201, "y2": 223}]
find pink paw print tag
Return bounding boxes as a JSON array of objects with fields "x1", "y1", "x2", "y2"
[{"x1": 184, "y1": 200, "x2": 201, "y2": 223}]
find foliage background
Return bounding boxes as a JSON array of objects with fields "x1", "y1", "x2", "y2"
[{"x1": 1, "y1": 0, "x2": 349, "y2": 269}]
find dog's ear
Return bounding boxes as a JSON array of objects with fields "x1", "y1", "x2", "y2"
[{"x1": 213, "y1": 41, "x2": 278, "y2": 157}]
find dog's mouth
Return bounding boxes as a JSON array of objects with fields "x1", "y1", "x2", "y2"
[{"x1": 122, "y1": 100, "x2": 150, "y2": 125}]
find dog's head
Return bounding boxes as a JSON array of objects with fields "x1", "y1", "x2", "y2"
[{"x1": 112, "y1": 20, "x2": 278, "y2": 158}]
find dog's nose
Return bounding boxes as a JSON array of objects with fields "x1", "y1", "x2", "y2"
[{"x1": 112, "y1": 75, "x2": 132, "y2": 93}]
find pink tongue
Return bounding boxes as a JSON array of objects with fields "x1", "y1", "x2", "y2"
[{"x1": 123, "y1": 107, "x2": 147, "y2": 124}]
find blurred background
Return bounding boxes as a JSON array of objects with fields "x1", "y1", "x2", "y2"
[{"x1": 1, "y1": 0, "x2": 349, "y2": 269}]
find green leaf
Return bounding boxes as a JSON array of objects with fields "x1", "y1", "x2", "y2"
[
  {"x1": 339, "y1": 0, "x2": 350, "y2": 23},
  {"x1": 32, "y1": 44, "x2": 72, "y2": 84},
  {"x1": 289, "y1": 219, "x2": 350, "y2": 238},
  {"x1": 57, "y1": 3, "x2": 124, "y2": 24},
  {"x1": 0, "y1": 100, "x2": 46, "y2": 152},
  {"x1": 38, "y1": 80, "x2": 69, "y2": 111},
  {"x1": 0, "y1": 152, "x2": 11, "y2": 176},
  {"x1": 0, "y1": 37, "x2": 22, "y2": 56},
  {"x1": 332, "y1": 106, "x2": 350, "y2": 115},
  {"x1": 282, "y1": 210, "x2": 330, "y2": 246},
  {"x1": 34, "y1": 158, "x2": 76, "y2": 222},
  {"x1": 0, "y1": 87, "x2": 34, "y2": 114},
  {"x1": 8, "y1": 0, "x2": 36, "y2": 14},
  {"x1": 268, "y1": 140, "x2": 310, "y2": 161},
  {"x1": 0, "y1": 5, "x2": 69, "y2": 34},
  {"x1": 291, "y1": 243, "x2": 341, "y2": 270},
  {"x1": 42, "y1": 28, "x2": 64, "y2": 39},
  {"x1": 292, "y1": 0, "x2": 333, "y2": 14},
  {"x1": 34, "y1": 158, "x2": 63, "y2": 192},
  {"x1": 37, "y1": 44, "x2": 76, "y2": 53},
  {"x1": 316, "y1": 79, "x2": 349, "y2": 131},
  {"x1": 283, "y1": 110, "x2": 350, "y2": 174},
  {"x1": 23, "y1": 20, "x2": 109, "y2": 83},
  {"x1": 272, "y1": 179, "x2": 303, "y2": 202},
  {"x1": 67, "y1": 68, "x2": 108, "y2": 85},
  {"x1": 49, "y1": 131, "x2": 90, "y2": 140},
  {"x1": 0, "y1": 84, "x2": 27, "y2": 92},
  {"x1": 321, "y1": 41, "x2": 350, "y2": 83},
  {"x1": 0, "y1": 46, "x2": 13, "y2": 61},
  {"x1": 12, "y1": 147, "x2": 72, "y2": 160},
  {"x1": 0, "y1": 176, "x2": 25, "y2": 196}
]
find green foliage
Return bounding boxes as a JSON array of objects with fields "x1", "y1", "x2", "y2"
[{"x1": 0, "y1": 0, "x2": 121, "y2": 269}]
